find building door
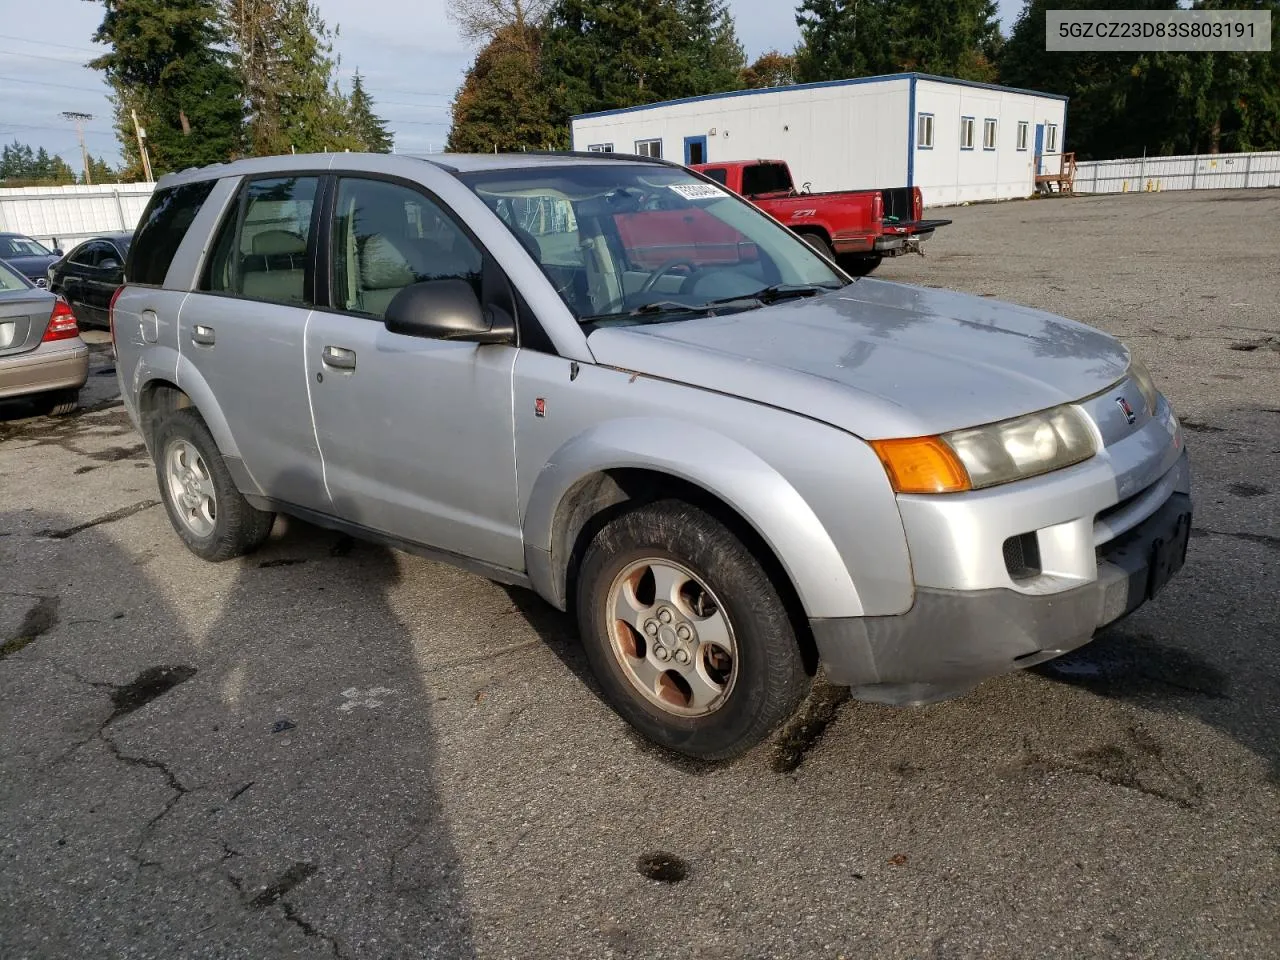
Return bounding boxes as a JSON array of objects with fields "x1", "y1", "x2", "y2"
[
  {"x1": 684, "y1": 135, "x2": 708, "y2": 166},
  {"x1": 1034, "y1": 124, "x2": 1045, "y2": 176}
]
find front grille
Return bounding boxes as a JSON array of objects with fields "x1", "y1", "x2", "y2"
[
  {"x1": 1096, "y1": 488, "x2": 1145, "y2": 527},
  {"x1": 1003, "y1": 533, "x2": 1042, "y2": 581}
]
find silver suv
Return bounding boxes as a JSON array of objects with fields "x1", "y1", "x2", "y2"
[{"x1": 113, "y1": 153, "x2": 1191, "y2": 759}]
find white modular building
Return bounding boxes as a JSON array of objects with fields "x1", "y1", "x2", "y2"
[{"x1": 570, "y1": 73, "x2": 1069, "y2": 207}]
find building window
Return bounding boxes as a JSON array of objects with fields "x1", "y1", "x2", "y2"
[
  {"x1": 916, "y1": 113, "x2": 934, "y2": 149},
  {"x1": 587, "y1": 143, "x2": 614, "y2": 153},
  {"x1": 959, "y1": 116, "x2": 975, "y2": 151},
  {"x1": 1016, "y1": 121, "x2": 1029, "y2": 151},
  {"x1": 983, "y1": 118, "x2": 997, "y2": 151},
  {"x1": 634, "y1": 139, "x2": 662, "y2": 159},
  {"x1": 1046, "y1": 123, "x2": 1059, "y2": 152}
]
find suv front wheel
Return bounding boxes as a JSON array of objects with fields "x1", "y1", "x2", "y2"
[
  {"x1": 575, "y1": 500, "x2": 811, "y2": 760},
  {"x1": 152, "y1": 408, "x2": 275, "y2": 562}
]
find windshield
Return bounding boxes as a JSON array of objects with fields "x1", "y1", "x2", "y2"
[
  {"x1": 460, "y1": 164, "x2": 846, "y2": 323},
  {"x1": 0, "y1": 235, "x2": 52, "y2": 258}
]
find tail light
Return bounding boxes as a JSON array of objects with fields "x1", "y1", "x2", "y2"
[
  {"x1": 872, "y1": 191, "x2": 884, "y2": 224},
  {"x1": 41, "y1": 298, "x2": 79, "y2": 342},
  {"x1": 109, "y1": 285, "x2": 125, "y2": 358},
  {"x1": 912, "y1": 187, "x2": 923, "y2": 223}
]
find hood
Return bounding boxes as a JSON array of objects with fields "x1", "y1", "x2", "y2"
[
  {"x1": 586, "y1": 279, "x2": 1130, "y2": 440},
  {"x1": 2, "y1": 255, "x2": 57, "y2": 281}
]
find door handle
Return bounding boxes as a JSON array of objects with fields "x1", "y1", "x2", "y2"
[
  {"x1": 322, "y1": 345, "x2": 357, "y2": 370},
  {"x1": 191, "y1": 324, "x2": 215, "y2": 346}
]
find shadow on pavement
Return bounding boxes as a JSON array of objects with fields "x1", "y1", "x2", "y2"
[{"x1": 0, "y1": 506, "x2": 477, "y2": 958}]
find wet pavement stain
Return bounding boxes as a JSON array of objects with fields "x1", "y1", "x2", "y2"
[
  {"x1": 770, "y1": 680, "x2": 850, "y2": 773},
  {"x1": 250, "y1": 862, "x2": 319, "y2": 908},
  {"x1": 1, "y1": 595, "x2": 59, "y2": 659},
  {"x1": 1227, "y1": 482, "x2": 1269, "y2": 498},
  {"x1": 636, "y1": 851, "x2": 688, "y2": 883},
  {"x1": 109, "y1": 665, "x2": 197, "y2": 721}
]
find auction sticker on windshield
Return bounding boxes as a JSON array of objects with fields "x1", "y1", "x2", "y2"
[{"x1": 669, "y1": 183, "x2": 726, "y2": 201}]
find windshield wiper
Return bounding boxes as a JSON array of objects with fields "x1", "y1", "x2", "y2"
[{"x1": 739, "y1": 282, "x2": 842, "y2": 303}]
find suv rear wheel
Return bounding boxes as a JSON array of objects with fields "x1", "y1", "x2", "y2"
[
  {"x1": 152, "y1": 408, "x2": 275, "y2": 561},
  {"x1": 575, "y1": 500, "x2": 811, "y2": 760}
]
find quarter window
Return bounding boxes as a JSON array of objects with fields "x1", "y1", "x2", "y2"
[
  {"x1": 1016, "y1": 121, "x2": 1029, "y2": 151},
  {"x1": 634, "y1": 139, "x2": 662, "y2": 159},
  {"x1": 916, "y1": 113, "x2": 934, "y2": 149},
  {"x1": 128, "y1": 179, "x2": 216, "y2": 286},
  {"x1": 983, "y1": 118, "x2": 997, "y2": 150},
  {"x1": 330, "y1": 178, "x2": 483, "y2": 320},
  {"x1": 959, "y1": 117, "x2": 975, "y2": 151},
  {"x1": 204, "y1": 176, "x2": 319, "y2": 306}
]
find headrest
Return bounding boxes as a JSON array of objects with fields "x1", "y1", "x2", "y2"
[
  {"x1": 252, "y1": 230, "x2": 307, "y2": 255},
  {"x1": 360, "y1": 234, "x2": 416, "y2": 290}
]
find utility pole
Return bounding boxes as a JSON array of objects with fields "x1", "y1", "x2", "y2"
[
  {"x1": 61, "y1": 111, "x2": 94, "y2": 185},
  {"x1": 130, "y1": 109, "x2": 154, "y2": 182}
]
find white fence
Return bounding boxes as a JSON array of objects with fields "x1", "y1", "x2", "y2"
[
  {"x1": 1074, "y1": 150, "x2": 1280, "y2": 194},
  {"x1": 0, "y1": 182, "x2": 156, "y2": 250}
]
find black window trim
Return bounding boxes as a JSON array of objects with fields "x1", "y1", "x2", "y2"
[
  {"x1": 68, "y1": 240, "x2": 99, "y2": 267},
  {"x1": 196, "y1": 169, "x2": 329, "y2": 308},
  {"x1": 311, "y1": 169, "x2": 553, "y2": 352}
]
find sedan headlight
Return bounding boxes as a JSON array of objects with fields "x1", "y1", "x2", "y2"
[
  {"x1": 871, "y1": 404, "x2": 1097, "y2": 494},
  {"x1": 1127, "y1": 358, "x2": 1159, "y2": 415}
]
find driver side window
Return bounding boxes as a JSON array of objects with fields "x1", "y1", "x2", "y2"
[{"x1": 331, "y1": 178, "x2": 483, "y2": 320}]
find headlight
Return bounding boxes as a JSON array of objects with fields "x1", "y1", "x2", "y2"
[
  {"x1": 1127, "y1": 358, "x2": 1159, "y2": 415},
  {"x1": 871, "y1": 404, "x2": 1097, "y2": 494},
  {"x1": 943, "y1": 405, "x2": 1097, "y2": 489}
]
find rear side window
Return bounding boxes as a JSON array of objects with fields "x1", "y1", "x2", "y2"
[
  {"x1": 127, "y1": 180, "x2": 217, "y2": 286},
  {"x1": 741, "y1": 163, "x2": 792, "y2": 195},
  {"x1": 204, "y1": 176, "x2": 319, "y2": 306}
]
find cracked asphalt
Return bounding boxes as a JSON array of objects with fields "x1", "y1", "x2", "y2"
[{"x1": 2, "y1": 190, "x2": 1278, "y2": 959}]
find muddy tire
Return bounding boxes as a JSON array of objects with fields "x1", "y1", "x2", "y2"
[
  {"x1": 575, "y1": 500, "x2": 811, "y2": 760},
  {"x1": 799, "y1": 232, "x2": 834, "y2": 260},
  {"x1": 39, "y1": 388, "x2": 80, "y2": 416},
  {"x1": 152, "y1": 407, "x2": 275, "y2": 562}
]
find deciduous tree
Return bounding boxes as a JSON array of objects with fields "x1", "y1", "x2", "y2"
[{"x1": 448, "y1": 24, "x2": 561, "y2": 151}]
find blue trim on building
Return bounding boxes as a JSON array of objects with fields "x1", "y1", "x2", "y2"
[
  {"x1": 570, "y1": 71, "x2": 1068, "y2": 122},
  {"x1": 906, "y1": 75, "x2": 916, "y2": 188}
]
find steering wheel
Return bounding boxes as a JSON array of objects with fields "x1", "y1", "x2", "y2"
[{"x1": 639, "y1": 258, "x2": 698, "y2": 294}]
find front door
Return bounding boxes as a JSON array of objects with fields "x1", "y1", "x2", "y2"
[
  {"x1": 304, "y1": 175, "x2": 523, "y2": 570},
  {"x1": 181, "y1": 174, "x2": 330, "y2": 510},
  {"x1": 84, "y1": 241, "x2": 126, "y2": 325},
  {"x1": 1034, "y1": 124, "x2": 1045, "y2": 176},
  {"x1": 684, "y1": 135, "x2": 708, "y2": 166}
]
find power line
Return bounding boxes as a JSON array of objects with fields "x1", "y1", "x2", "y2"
[
  {"x1": 0, "y1": 120, "x2": 113, "y2": 136},
  {"x1": 0, "y1": 74, "x2": 109, "y2": 95},
  {"x1": 0, "y1": 33, "x2": 101, "y2": 55},
  {"x1": 0, "y1": 48, "x2": 94, "y2": 66}
]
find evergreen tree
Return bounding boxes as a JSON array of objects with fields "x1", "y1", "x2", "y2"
[
  {"x1": 448, "y1": 24, "x2": 562, "y2": 151},
  {"x1": 84, "y1": 155, "x2": 121, "y2": 184},
  {"x1": 796, "y1": 0, "x2": 1001, "y2": 83},
  {"x1": 0, "y1": 142, "x2": 78, "y2": 185},
  {"x1": 680, "y1": 0, "x2": 745, "y2": 92},
  {"x1": 91, "y1": 0, "x2": 245, "y2": 175},
  {"x1": 347, "y1": 71, "x2": 394, "y2": 153}
]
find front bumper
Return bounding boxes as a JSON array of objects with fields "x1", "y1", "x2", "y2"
[
  {"x1": 0, "y1": 339, "x2": 89, "y2": 400},
  {"x1": 812, "y1": 490, "x2": 1192, "y2": 705}
]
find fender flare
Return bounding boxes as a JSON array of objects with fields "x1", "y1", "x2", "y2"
[{"x1": 522, "y1": 418, "x2": 864, "y2": 619}]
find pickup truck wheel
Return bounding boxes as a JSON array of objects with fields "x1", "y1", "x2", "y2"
[
  {"x1": 799, "y1": 233, "x2": 834, "y2": 259},
  {"x1": 152, "y1": 408, "x2": 275, "y2": 562},
  {"x1": 576, "y1": 500, "x2": 811, "y2": 760}
]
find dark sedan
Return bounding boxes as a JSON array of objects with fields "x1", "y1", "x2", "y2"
[
  {"x1": 0, "y1": 232, "x2": 62, "y2": 288},
  {"x1": 46, "y1": 232, "x2": 133, "y2": 329}
]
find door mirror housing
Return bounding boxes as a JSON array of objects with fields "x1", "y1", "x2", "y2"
[
  {"x1": 52, "y1": 247, "x2": 64, "y2": 257},
  {"x1": 383, "y1": 278, "x2": 514, "y2": 344},
  {"x1": 99, "y1": 259, "x2": 120, "y2": 272}
]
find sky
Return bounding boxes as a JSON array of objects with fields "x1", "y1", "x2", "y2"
[{"x1": 0, "y1": 0, "x2": 1024, "y2": 173}]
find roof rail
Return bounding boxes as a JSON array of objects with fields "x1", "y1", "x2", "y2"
[{"x1": 520, "y1": 150, "x2": 684, "y2": 169}]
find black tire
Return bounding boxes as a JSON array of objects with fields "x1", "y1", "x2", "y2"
[
  {"x1": 838, "y1": 253, "x2": 883, "y2": 277},
  {"x1": 799, "y1": 232, "x2": 834, "y2": 260},
  {"x1": 152, "y1": 407, "x2": 275, "y2": 562},
  {"x1": 575, "y1": 500, "x2": 811, "y2": 760},
  {"x1": 39, "y1": 388, "x2": 80, "y2": 416}
]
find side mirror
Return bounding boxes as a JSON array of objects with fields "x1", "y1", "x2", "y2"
[
  {"x1": 100, "y1": 259, "x2": 120, "y2": 272},
  {"x1": 52, "y1": 247, "x2": 64, "y2": 257},
  {"x1": 383, "y1": 278, "x2": 514, "y2": 344}
]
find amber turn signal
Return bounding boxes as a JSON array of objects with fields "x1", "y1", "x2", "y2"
[{"x1": 870, "y1": 436, "x2": 972, "y2": 494}]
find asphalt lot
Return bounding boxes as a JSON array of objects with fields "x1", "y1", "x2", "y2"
[{"x1": 2, "y1": 189, "x2": 1278, "y2": 959}]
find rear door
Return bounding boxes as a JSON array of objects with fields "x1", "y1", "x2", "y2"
[
  {"x1": 184, "y1": 174, "x2": 330, "y2": 511},
  {"x1": 304, "y1": 174, "x2": 523, "y2": 569}
]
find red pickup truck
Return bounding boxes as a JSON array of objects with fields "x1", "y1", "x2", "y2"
[{"x1": 691, "y1": 159, "x2": 950, "y2": 275}]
